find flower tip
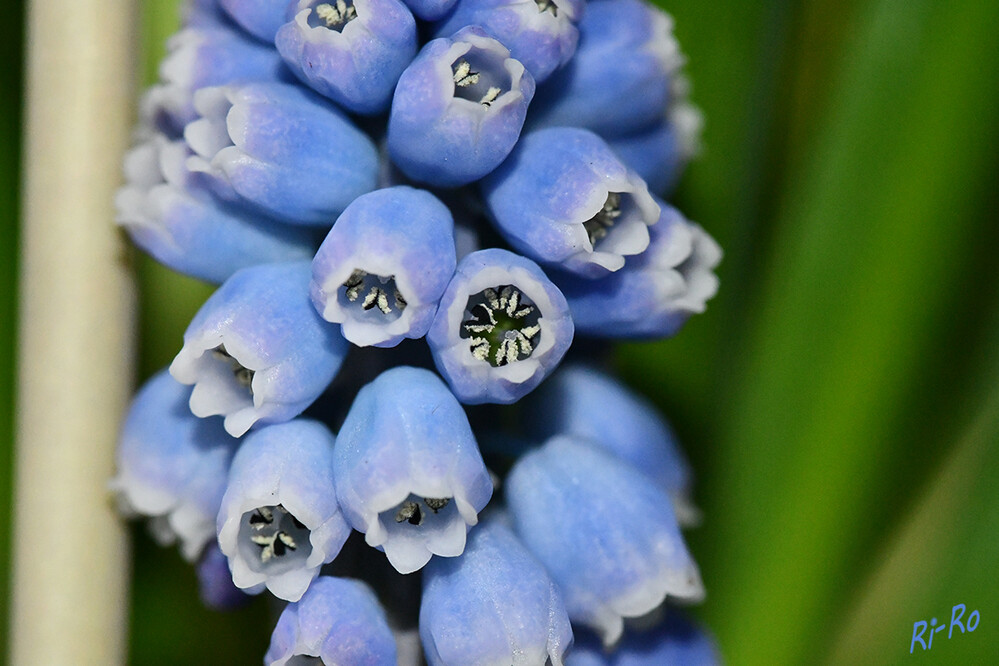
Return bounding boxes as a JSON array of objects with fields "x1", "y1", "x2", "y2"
[{"x1": 222, "y1": 407, "x2": 259, "y2": 438}]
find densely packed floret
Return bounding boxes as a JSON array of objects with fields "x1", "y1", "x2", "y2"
[{"x1": 114, "y1": 0, "x2": 722, "y2": 662}]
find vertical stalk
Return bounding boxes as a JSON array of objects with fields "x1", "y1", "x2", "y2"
[{"x1": 11, "y1": 0, "x2": 137, "y2": 663}]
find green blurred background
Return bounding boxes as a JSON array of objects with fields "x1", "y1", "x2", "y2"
[{"x1": 2, "y1": 0, "x2": 998, "y2": 663}]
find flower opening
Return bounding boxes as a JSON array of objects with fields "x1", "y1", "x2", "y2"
[
  {"x1": 241, "y1": 504, "x2": 313, "y2": 568},
  {"x1": 460, "y1": 285, "x2": 541, "y2": 367}
]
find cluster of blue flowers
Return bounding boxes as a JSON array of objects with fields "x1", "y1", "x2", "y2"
[{"x1": 113, "y1": 0, "x2": 721, "y2": 662}]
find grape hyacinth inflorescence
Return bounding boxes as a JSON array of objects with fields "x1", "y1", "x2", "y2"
[{"x1": 114, "y1": 0, "x2": 722, "y2": 661}]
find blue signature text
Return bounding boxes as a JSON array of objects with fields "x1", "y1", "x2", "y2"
[{"x1": 910, "y1": 604, "x2": 979, "y2": 654}]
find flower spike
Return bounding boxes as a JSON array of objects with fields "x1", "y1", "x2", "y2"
[{"x1": 117, "y1": 0, "x2": 720, "y2": 659}]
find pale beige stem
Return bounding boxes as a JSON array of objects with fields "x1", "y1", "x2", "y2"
[{"x1": 11, "y1": 1, "x2": 137, "y2": 663}]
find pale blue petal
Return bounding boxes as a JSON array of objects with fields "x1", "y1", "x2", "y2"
[
  {"x1": 265, "y1": 577, "x2": 397, "y2": 665},
  {"x1": 185, "y1": 82, "x2": 378, "y2": 225},
  {"x1": 170, "y1": 261, "x2": 349, "y2": 437},
  {"x1": 388, "y1": 27, "x2": 535, "y2": 187},
  {"x1": 530, "y1": 0, "x2": 683, "y2": 137},
  {"x1": 481, "y1": 127, "x2": 660, "y2": 277},
  {"x1": 433, "y1": 0, "x2": 583, "y2": 83},
  {"x1": 506, "y1": 436, "x2": 704, "y2": 645},
  {"x1": 217, "y1": 419, "x2": 351, "y2": 601},
  {"x1": 421, "y1": 518, "x2": 573, "y2": 665},
  {"x1": 333, "y1": 366, "x2": 492, "y2": 573},
  {"x1": 553, "y1": 202, "x2": 721, "y2": 339},
  {"x1": 117, "y1": 135, "x2": 315, "y2": 284},
  {"x1": 112, "y1": 369, "x2": 239, "y2": 561},
  {"x1": 141, "y1": 23, "x2": 287, "y2": 136},
  {"x1": 276, "y1": 0, "x2": 417, "y2": 114},
  {"x1": 523, "y1": 363, "x2": 699, "y2": 524},
  {"x1": 311, "y1": 186, "x2": 456, "y2": 348}
]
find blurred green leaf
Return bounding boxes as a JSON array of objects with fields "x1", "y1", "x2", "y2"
[
  {"x1": 695, "y1": 0, "x2": 999, "y2": 662},
  {"x1": 827, "y1": 336, "x2": 999, "y2": 663},
  {"x1": 129, "y1": 527, "x2": 273, "y2": 666},
  {"x1": 620, "y1": 0, "x2": 795, "y2": 425},
  {"x1": 142, "y1": 0, "x2": 183, "y2": 82}
]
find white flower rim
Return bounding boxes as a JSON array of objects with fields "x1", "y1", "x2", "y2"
[{"x1": 438, "y1": 37, "x2": 528, "y2": 118}]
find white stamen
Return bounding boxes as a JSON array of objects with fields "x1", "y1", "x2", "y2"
[
  {"x1": 424, "y1": 497, "x2": 450, "y2": 513},
  {"x1": 343, "y1": 269, "x2": 405, "y2": 315},
  {"x1": 395, "y1": 501, "x2": 423, "y2": 526},
  {"x1": 584, "y1": 192, "x2": 623, "y2": 244},
  {"x1": 461, "y1": 285, "x2": 541, "y2": 366},
  {"x1": 453, "y1": 60, "x2": 479, "y2": 88},
  {"x1": 343, "y1": 270, "x2": 364, "y2": 300},
  {"x1": 534, "y1": 0, "x2": 558, "y2": 16},
  {"x1": 251, "y1": 529, "x2": 297, "y2": 563},
  {"x1": 249, "y1": 506, "x2": 274, "y2": 529},
  {"x1": 480, "y1": 86, "x2": 501, "y2": 106},
  {"x1": 520, "y1": 324, "x2": 541, "y2": 339},
  {"x1": 315, "y1": 0, "x2": 356, "y2": 28}
]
